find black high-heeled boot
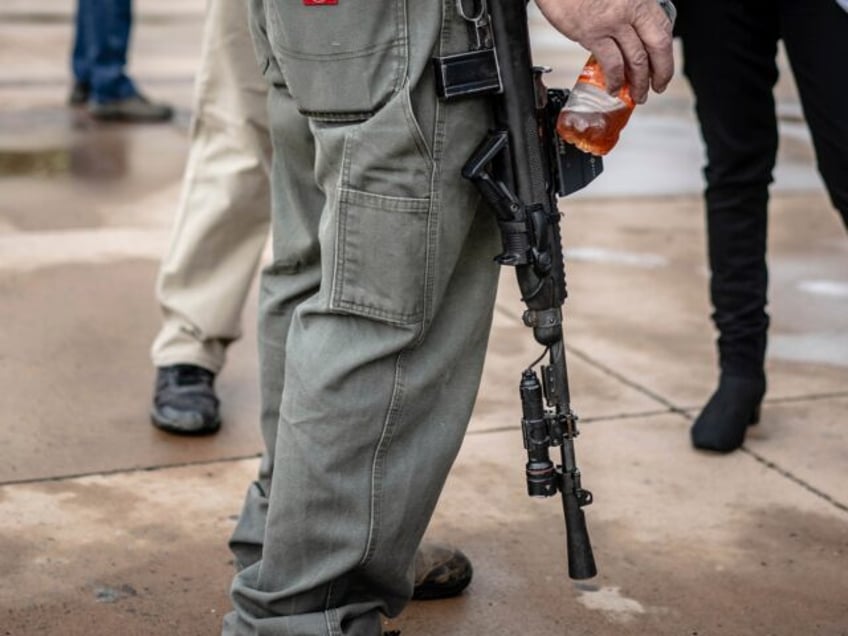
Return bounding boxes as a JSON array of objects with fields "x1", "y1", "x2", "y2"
[
  {"x1": 691, "y1": 374, "x2": 766, "y2": 452},
  {"x1": 693, "y1": 173, "x2": 771, "y2": 452}
]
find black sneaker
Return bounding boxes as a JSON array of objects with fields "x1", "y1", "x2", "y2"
[
  {"x1": 68, "y1": 81, "x2": 90, "y2": 106},
  {"x1": 89, "y1": 94, "x2": 174, "y2": 123},
  {"x1": 151, "y1": 364, "x2": 221, "y2": 435},
  {"x1": 412, "y1": 542, "x2": 473, "y2": 600}
]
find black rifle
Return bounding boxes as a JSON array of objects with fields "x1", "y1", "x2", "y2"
[{"x1": 437, "y1": 0, "x2": 602, "y2": 580}]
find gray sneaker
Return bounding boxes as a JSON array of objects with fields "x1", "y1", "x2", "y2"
[
  {"x1": 89, "y1": 94, "x2": 173, "y2": 123},
  {"x1": 151, "y1": 364, "x2": 221, "y2": 435}
]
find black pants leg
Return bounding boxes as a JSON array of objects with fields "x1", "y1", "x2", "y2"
[
  {"x1": 677, "y1": 0, "x2": 780, "y2": 378},
  {"x1": 779, "y1": 0, "x2": 848, "y2": 228}
]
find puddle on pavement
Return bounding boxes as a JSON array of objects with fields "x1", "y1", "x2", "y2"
[
  {"x1": 0, "y1": 11, "x2": 73, "y2": 24},
  {"x1": 0, "y1": 148, "x2": 70, "y2": 177},
  {"x1": 0, "y1": 11, "x2": 197, "y2": 25},
  {"x1": 799, "y1": 279, "x2": 848, "y2": 299},
  {"x1": 770, "y1": 332, "x2": 848, "y2": 368},
  {"x1": 0, "y1": 107, "x2": 191, "y2": 232},
  {"x1": 0, "y1": 137, "x2": 129, "y2": 181},
  {"x1": 565, "y1": 246, "x2": 668, "y2": 269},
  {"x1": 0, "y1": 106, "x2": 190, "y2": 184}
]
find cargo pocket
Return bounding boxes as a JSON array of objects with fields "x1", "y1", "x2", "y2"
[
  {"x1": 265, "y1": 0, "x2": 408, "y2": 121},
  {"x1": 312, "y1": 83, "x2": 434, "y2": 327},
  {"x1": 332, "y1": 188, "x2": 430, "y2": 325}
]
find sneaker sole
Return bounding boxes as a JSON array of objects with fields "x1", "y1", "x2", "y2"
[
  {"x1": 150, "y1": 408, "x2": 221, "y2": 436},
  {"x1": 91, "y1": 112, "x2": 174, "y2": 123}
]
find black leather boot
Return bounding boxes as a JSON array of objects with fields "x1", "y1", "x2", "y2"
[{"x1": 691, "y1": 374, "x2": 766, "y2": 452}]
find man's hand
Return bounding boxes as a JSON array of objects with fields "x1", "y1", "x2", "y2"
[{"x1": 535, "y1": 0, "x2": 674, "y2": 104}]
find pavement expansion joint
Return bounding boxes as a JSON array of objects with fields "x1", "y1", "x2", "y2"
[
  {"x1": 576, "y1": 408, "x2": 681, "y2": 424},
  {"x1": 565, "y1": 342, "x2": 681, "y2": 412},
  {"x1": 679, "y1": 390, "x2": 848, "y2": 416},
  {"x1": 525, "y1": 336, "x2": 848, "y2": 517},
  {"x1": 741, "y1": 447, "x2": 848, "y2": 515},
  {"x1": 0, "y1": 452, "x2": 261, "y2": 489},
  {"x1": 493, "y1": 302, "x2": 682, "y2": 413},
  {"x1": 765, "y1": 390, "x2": 848, "y2": 404},
  {"x1": 468, "y1": 409, "x2": 680, "y2": 437}
]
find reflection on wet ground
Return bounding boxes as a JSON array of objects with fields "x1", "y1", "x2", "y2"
[
  {"x1": 0, "y1": 11, "x2": 198, "y2": 25},
  {"x1": 770, "y1": 333, "x2": 848, "y2": 368},
  {"x1": 577, "y1": 115, "x2": 821, "y2": 199},
  {"x1": 0, "y1": 147, "x2": 69, "y2": 177},
  {"x1": 799, "y1": 280, "x2": 848, "y2": 299},
  {"x1": 565, "y1": 246, "x2": 669, "y2": 269},
  {"x1": 0, "y1": 106, "x2": 190, "y2": 233},
  {"x1": 0, "y1": 109, "x2": 188, "y2": 174},
  {"x1": 0, "y1": 132, "x2": 129, "y2": 181}
]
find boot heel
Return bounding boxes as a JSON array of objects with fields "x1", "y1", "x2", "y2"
[{"x1": 748, "y1": 404, "x2": 761, "y2": 427}]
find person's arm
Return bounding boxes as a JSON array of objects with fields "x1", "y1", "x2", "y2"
[{"x1": 534, "y1": 0, "x2": 675, "y2": 103}]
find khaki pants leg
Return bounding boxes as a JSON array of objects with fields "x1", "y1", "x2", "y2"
[
  {"x1": 152, "y1": 0, "x2": 271, "y2": 373},
  {"x1": 224, "y1": 1, "x2": 500, "y2": 634}
]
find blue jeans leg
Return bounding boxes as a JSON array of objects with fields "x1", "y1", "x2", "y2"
[
  {"x1": 75, "y1": 0, "x2": 137, "y2": 102},
  {"x1": 71, "y1": 0, "x2": 90, "y2": 85}
]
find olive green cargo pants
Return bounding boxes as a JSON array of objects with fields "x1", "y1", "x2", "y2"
[{"x1": 224, "y1": 2, "x2": 501, "y2": 633}]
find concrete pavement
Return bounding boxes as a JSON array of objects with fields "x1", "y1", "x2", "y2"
[{"x1": 1, "y1": 3, "x2": 846, "y2": 635}]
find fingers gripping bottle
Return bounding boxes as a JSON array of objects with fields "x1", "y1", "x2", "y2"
[{"x1": 556, "y1": 0, "x2": 676, "y2": 156}]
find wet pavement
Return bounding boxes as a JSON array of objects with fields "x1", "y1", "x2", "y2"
[{"x1": 1, "y1": 3, "x2": 847, "y2": 635}]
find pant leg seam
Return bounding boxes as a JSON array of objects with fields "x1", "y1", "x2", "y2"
[
  {"x1": 414, "y1": 0, "x2": 449, "y2": 344},
  {"x1": 325, "y1": 607, "x2": 340, "y2": 636},
  {"x1": 359, "y1": 351, "x2": 407, "y2": 569}
]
